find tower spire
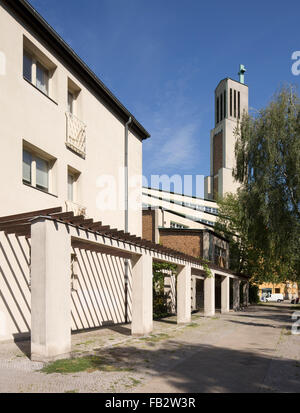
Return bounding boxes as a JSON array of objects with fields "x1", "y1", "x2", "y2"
[{"x1": 238, "y1": 64, "x2": 246, "y2": 84}]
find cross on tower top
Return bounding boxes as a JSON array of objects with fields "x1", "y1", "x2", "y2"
[{"x1": 238, "y1": 64, "x2": 246, "y2": 84}]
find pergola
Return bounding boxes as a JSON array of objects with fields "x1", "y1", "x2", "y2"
[{"x1": 0, "y1": 207, "x2": 249, "y2": 361}]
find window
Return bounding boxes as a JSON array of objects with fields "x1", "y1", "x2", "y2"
[
  {"x1": 23, "y1": 36, "x2": 56, "y2": 99},
  {"x1": 68, "y1": 173, "x2": 75, "y2": 201},
  {"x1": 68, "y1": 91, "x2": 74, "y2": 114},
  {"x1": 36, "y1": 62, "x2": 49, "y2": 95},
  {"x1": 22, "y1": 150, "x2": 32, "y2": 185},
  {"x1": 22, "y1": 144, "x2": 56, "y2": 194},
  {"x1": 220, "y1": 93, "x2": 223, "y2": 120},
  {"x1": 234, "y1": 90, "x2": 237, "y2": 117},
  {"x1": 275, "y1": 288, "x2": 281, "y2": 294},
  {"x1": 23, "y1": 53, "x2": 32, "y2": 82},
  {"x1": 216, "y1": 97, "x2": 219, "y2": 123},
  {"x1": 36, "y1": 157, "x2": 49, "y2": 191},
  {"x1": 238, "y1": 91, "x2": 241, "y2": 119},
  {"x1": 67, "y1": 167, "x2": 80, "y2": 203},
  {"x1": 170, "y1": 221, "x2": 188, "y2": 229},
  {"x1": 23, "y1": 51, "x2": 49, "y2": 95},
  {"x1": 230, "y1": 89, "x2": 232, "y2": 116},
  {"x1": 224, "y1": 90, "x2": 226, "y2": 118}
]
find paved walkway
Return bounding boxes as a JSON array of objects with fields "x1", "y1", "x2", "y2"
[{"x1": 0, "y1": 303, "x2": 299, "y2": 393}]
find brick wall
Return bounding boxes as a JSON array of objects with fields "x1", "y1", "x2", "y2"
[
  {"x1": 159, "y1": 229, "x2": 203, "y2": 259},
  {"x1": 142, "y1": 210, "x2": 155, "y2": 242}
]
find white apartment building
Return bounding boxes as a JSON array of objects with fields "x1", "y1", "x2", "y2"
[{"x1": 0, "y1": 0, "x2": 150, "y2": 237}]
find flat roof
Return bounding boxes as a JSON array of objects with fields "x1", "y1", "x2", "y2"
[
  {"x1": 3, "y1": 0, "x2": 150, "y2": 140},
  {"x1": 215, "y1": 77, "x2": 249, "y2": 92},
  {"x1": 143, "y1": 187, "x2": 218, "y2": 204}
]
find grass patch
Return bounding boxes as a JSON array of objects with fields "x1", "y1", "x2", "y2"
[
  {"x1": 186, "y1": 322, "x2": 199, "y2": 328},
  {"x1": 41, "y1": 356, "x2": 135, "y2": 375},
  {"x1": 139, "y1": 333, "x2": 170, "y2": 343},
  {"x1": 129, "y1": 377, "x2": 141, "y2": 386},
  {"x1": 75, "y1": 340, "x2": 95, "y2": 347}
]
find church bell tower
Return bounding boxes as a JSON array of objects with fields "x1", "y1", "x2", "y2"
[{"x1": 204, "y1": 65, "x2": 249, "y2": 200}]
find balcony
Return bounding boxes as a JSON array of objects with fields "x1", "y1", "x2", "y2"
[{"x1": 65, "y1": 112, "x2": 86, "y2": 158}]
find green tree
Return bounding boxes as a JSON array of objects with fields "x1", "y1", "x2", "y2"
[
  {"x1": 232, "y1": 86, "x2": 300, "y2": 282},
  {"x1": 215, "y1": 193, "x2": 295, "y2": 283}
]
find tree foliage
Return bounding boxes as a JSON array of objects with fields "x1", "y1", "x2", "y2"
[
  {"x1": 218, "y1": 86, "x2": 300, "y2": 283},
  {"x1": 152, "y1": 262, "x2": 177, "y2": 319},
  {"x1": 218, "y1": 88, "x2": 300, "y2": 281}
]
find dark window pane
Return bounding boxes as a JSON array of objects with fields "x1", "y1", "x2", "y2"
[
  {"x1": 23, "y1": 150, "x2": 32, "y2": 184},
  {"x1": 23, "y1": 53, "x2": 32, "y2": 82},
  {"x1": 234, "y1": 90, "x2": 236, "y2": 117},
  {"x1": 220, "y1": 93, "x2": 223, "y2": 121}
]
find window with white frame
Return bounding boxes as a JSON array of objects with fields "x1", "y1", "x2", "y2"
[{"x1": 22, "y1": 145, "x2": 56, "y2": 194}]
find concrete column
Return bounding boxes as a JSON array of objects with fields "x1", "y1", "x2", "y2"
[
  {"x1": 233, "y1": 279, "x2": 241, "y2": 311},
  {"x1": 191, "y1": 275, "x2": 196, "y2": 311},
  {"x1": 177, "y1": 264, "x2": 191, "y2": 324},
  {"x1": 131, "y1": 253, "x2": 153, "y2": 335},
  {"x1": 204, "y1": 273, "x2": 215, "y2": 317},
  {"x1": 243, "y1": 281, "x2": 249, "y2": 306},
  {"x1": 31, "y1": 219, "x2": 71, "y2": 361},
  {"x1": 221, "y1": 276, "x2": 230, "y2": 313}
]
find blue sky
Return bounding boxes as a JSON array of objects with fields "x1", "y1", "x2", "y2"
[{"x1": 28, "y1": 0, "x2": 300, "y2": 195}]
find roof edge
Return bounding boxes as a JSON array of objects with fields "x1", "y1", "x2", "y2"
[{"x1": 3, "y1": 0, "x2": 150, "y2": 140}]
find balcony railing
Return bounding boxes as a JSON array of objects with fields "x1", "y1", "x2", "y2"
[
  {"x1": 66, "y1": 112, "x2": 86, "y2": 158},
  {"x1": 65, "y1": 200, "x2": 87, "y2": 218}
]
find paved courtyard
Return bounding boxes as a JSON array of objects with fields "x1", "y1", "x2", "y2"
[{"x1": 0, "y1": 303, "x2": 299, "y2": 393}]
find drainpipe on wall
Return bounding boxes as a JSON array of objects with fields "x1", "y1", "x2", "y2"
[{"x1": 124, "y1": 116, "x2": 132, "y2": 324}]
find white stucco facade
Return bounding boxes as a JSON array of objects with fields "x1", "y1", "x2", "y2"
[{"x1": 0, "y1": 1, "x2": 149, "y2": 236}]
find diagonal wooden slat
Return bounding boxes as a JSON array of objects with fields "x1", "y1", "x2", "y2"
[{"x1": 5, "y1": 223, "x2": 31, "y2": 235}]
